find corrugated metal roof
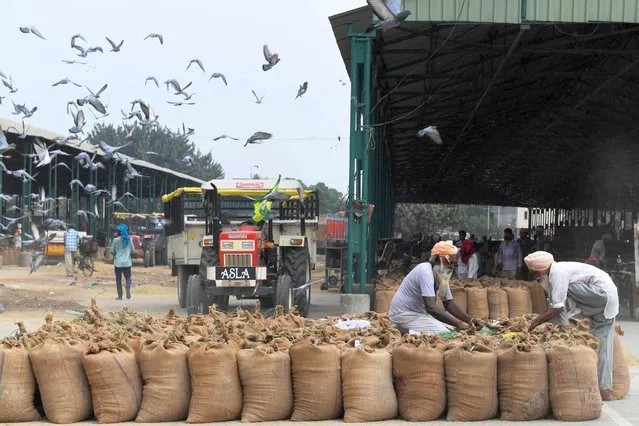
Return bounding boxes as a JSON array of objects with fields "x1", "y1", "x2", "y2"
[
  {"x1": 0, "y1": 117, "x2": 203, "y2": 184},
  {"x1": 328, "y1": 6, "x2": 372, "y2": 76},
  {"x1": 403, "y1": 0, "x2": 521, "y2": 23},
  {"x1": 526, "y1": 0, "x2": 639, "y2": 23}
]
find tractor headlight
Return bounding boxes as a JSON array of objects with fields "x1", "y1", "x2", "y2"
[
  {"x1": 242, "y1": 241, "x2": 254, "y2": 250},
  {"x1": 221, "y1": 241, "x2": 233, "y2": 250}
]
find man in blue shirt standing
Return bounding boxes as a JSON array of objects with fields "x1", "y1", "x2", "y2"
[
  {"x1": 495, "y1": 228, "x2": 522, "y2": 280},
  {"x1": 64, "y1": 225, "x2": 79, "y2": 279},
  {"x1": 110, "y1": 224, "x2": 134, "y2": 300}
]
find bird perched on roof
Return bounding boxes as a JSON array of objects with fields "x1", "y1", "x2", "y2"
[
  {"x1": 262, "y1": 44, "x2": 280, "y2": 71},
  {"x1": 19, "y1": 26, "x2": 45, "y2": 39},
  {"x1": 105, "y1": 37, "x2": 124, "y2": 52},
  {"x1": 296, "y1": 82, "x2": 308, "y2": 99},
  {"x1": 209, "y1": 73, "x2": 227, "y2": 85},
  {"x1": 245, "y1": 132, "x2": 273, "y2": 147},
  {"x1": 187, "y1": 59, "x2": 206, "y2": 73},
  {"x1": 417, "y1": 125, "x2": 442, "y2": 145},
  {"x1": 144, "y1": 33, "x2": 163, "y2": 45},
  {"x1": 366, "y1": 0, "x2": 412, "y2": 32}
]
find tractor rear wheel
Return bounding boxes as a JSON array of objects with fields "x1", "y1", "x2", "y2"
[
  {"x1": 186, "y1": 274, "x2": 202, "y2": 315},
  {"x1": 144, "y1": 250, "x2": 151, "y2": 268},
  {"x1": 273, "y1": 275, "x2": 292, "y2": 311},
  {"x1": 283, "y1": 247, "x2": 310, "y2": 317},
  {"x1": 198, "y1": 246, "x2": 229, "y2": 313}
]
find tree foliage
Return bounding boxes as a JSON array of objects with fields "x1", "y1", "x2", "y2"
[
  {"x1": 87, "y1": 123, "x2": 224, "y2": 181},
  {"x1": 308, "y1": 182, "x2": 344, "y2": 214}
]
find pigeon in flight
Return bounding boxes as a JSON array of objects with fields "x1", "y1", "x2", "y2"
[
  {"x1": 417, "y1": 125, "x2": 442, "y2": 145},
  {"x1": 213, "y1": 134, "x2": 239, "y2": 141},
  {"x1": 366, "y1": 0, "x2": 412, "y2": 31},
  {"x1": 19, "y1": 26, "x2": 45, "y2": 39},
  {"x1": 32, "y1": 138, "x2": 52, "y2": 168},
  {"x1": 245, "y1": 132, "x2": 273, "y2": 147},
  {"x1": 145, "y1": 76, "x2": 159, "y2": 87},
  {"x1": 251, "y1": 90, "x2": 266, "y2": 104},
  {"x1": 145, "y1": 33, "x2": 163, "y2": 45},
  {"x1": 62, "y1": 59, "x2": 87, "y2": 65},
  {"x1": 69, "y1": 109, "x2": 86, "y2": 134},
  {"x1": 262, "y1": 44, "x2": 280, "y2": 71},
  {"x1": 70, "y1": 34, "x2": 86, "y2": 47},
  {"x1": 52, "y1": 77, "x2": 82, "y2": 87},
  {"x1": 2, "y1": 77, "x2": 17, "y2": 93},
  {"x1": 181, "y1": 155, "x2": 195, "y2": 167},
  {"x1": 209, "y1": 73, "x2": 227, "y2": 85},
  {"x1": 187, "y1": 59, "x2": 206, "y2": 73},
  {"x1": 339, "y1": 79, "x2": 347, "y2": 86},
  {"x1": 105, "y1": 37, "x2": 124, "y2": 52},
  {"x1": 164, "y1": 79, "x2": 192, "y2": 96},
  {"x1": 296, "y1": 82, "x2": 308, "y2": 99},
  {"x1": 99, "y1": 140, "x2": 134, "y2": 161},
  {"x1": 167, "y1": 101, "x2": 195, "y2": 106},
  {"x1": 0, "y1": 126, "x2": 16, "y2": 154}
]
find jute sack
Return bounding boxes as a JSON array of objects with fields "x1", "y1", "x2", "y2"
[
  {"x1": 392, "y1": 343, "x2": 445, "y2": 421},
  {"x1": 497, "y1": 342, "x2": 549, "y2": 421},
  {"x1": 83, "y1": 342, "x2": 142, "y2": 423},
  {"x1": 504, "y1": 287, "x2": 533, "y2": 317},
  {"x1": 136, "y1": 340, "x2": 191, "y2": 422},
  {"x1": 29, "y1": 339, "x2": 93, "y2": 423},
  {"x1": 238, "y1": 346, "x2": 293, "y2": 422},
  {"x1": 465, "y1": 287, "x2": 489, "y2": 319},
  {"x1": 527, "y1": 282, "x2": 548, "y2": 314},
  {"x1": 290, "y1": 341, "x2": 342, "y2": 421},
  {"x1": 612, "y1": 326, "x2": 630, "y2": 400},
  {"x1": 187, "y1": 344, "x2": 242, "y2": 423},
  {"x1": 375, "y1": 289, "x2": 396, "y2": 313},
  {"x1": 0, "y1": 339, "x2": 41, "y2": 422},
  {"x1": 547, "y1": 344, "x2": 602, "y2": 421},
  {"x1": 451, "y1": 287, "x2": 467, "y2": 312},
  {"x1": 444, "y1": 342, "x2": 498, "y2": 421},
  {"x1": 342, "y1": 346, "x2": 398, "y2": 422},
  {"x1": 487, "y1": 288, "x2": 509, "y2": 320}
]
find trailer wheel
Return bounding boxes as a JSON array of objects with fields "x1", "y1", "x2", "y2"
[
  {"x1": 186, "y1": 274, "x2": 202, "y2": 315},
  {"x1": 283, "y1": 247, "x2": 310, "y2": 317},
  {"x1": 144, "y1": 250, "x2": 151, "y2": 268},
  {"x1": 273, "y1": 275, "x2": 292, "y2": 311},
  {"x1": 177, "y1": 266, "x2": 188, "y2": 308}
]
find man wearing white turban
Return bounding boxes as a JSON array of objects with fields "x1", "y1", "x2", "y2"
[
  {"x1": 388, "y1": 241, "x2": 480, "y2": 335},
  {"x1": 524, "y1": 251, "x2": 619, "y2": 401}
]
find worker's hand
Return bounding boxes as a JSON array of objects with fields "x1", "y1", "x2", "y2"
[
  {"x1": 456, "y1": 321, "x2": 470, "y2": 331},
  {"x1": 471, "y1": 318, "x2": 483, "y2": 330},
  {"x1": 528, "y1": 317, "x2": 542, "y2": 333}
]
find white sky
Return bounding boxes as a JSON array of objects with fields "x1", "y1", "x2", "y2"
[{"x1": 1, "y1": 0, "x2": 367, "y2": 191}]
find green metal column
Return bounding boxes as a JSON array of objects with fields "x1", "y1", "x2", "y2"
[{"x1": 89, "y1": 169, "x2": 98, "y2": 236}]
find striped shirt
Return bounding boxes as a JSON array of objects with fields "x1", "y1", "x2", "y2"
[{"x1": 64, "y1": 229, "x2": 79, "y2": 252}]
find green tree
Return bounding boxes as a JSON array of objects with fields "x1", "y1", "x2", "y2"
[
  {"x1": 308, "y1": 182, "x2": 344, "y2": 214},
  {"x1": 87, "y1": 123, "x2": 224, "y2": 181}
]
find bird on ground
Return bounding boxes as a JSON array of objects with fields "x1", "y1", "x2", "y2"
[
  {"x1": 105, "y1": 37, "x2": 124, "y2": 52},
  {"x1": 213, "y1": 134, "x2": 238, "y2": 141},
  {"x1": 144, "y1": 33, "x2": 163, "y2": 44},
  {"x1": 19, "y1": 26, "x2": 45, "y2": 39},
  {"x1": 69, "y1": 108, "x2": 86, "y2": 134},
  {"x1": 145, "y1": 76, "x2": 159, "y2": 87},
  {"x1": 262, "y1": 44, "x2": 280, "y2": 71},
  {"x1": 417, "y1": 125, "x2": 442, "y2": 145},
  {"x1": 296, "y1": 82, "x2": 308, "y2": 99},
  {"x1": 366, "y1": 0, "x2": 412, "y2": 31},
  {"x1": 186, "y1": 59, "x2": 205, "y2": 72},
  {"x1": 52, "y1": 77, "x2": 82, "y2": 87},
  {"x1": 251, "y1": 90, "x2": 266, "y2": 104},
  {"x1": 245, "y1": 132, "x2": 272, "y2": 147},
  {"x1": 209, "y1": 73, "x2": 227, "y2": 85}
]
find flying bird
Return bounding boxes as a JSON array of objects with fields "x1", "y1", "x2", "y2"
[
  {"x1": 181, "y1": 155, "x2": 194, "y2": 167},
  {"x1": 339, "y1": 79, "x2": 347, "y2": 86},
  {"x1": 167, "y1": 101, "x2": 195, "y2": 106},
  {"x1": 417, "y1": 125, "x2": 442, "y2": 145},
  {"x1": 19, "y1": 26, "x2": 45, "y2": 39},
  {"x1": 69, "y1": 109, "x2": 86, "y2": 134},
  {"x1": 296, "y1": 81, "x2": 308, "y2": 99},
  {"x1": 32, "y1": 138, "x2": 53, "y2": 168},
  {"x1": 62, "y1": 59, "x2": 87, "y2": 65},
  {"x1": 0, "y1": 126, "x2": 16, "y2": 154},
  {"x1": 245, "y1": 132, "x2": 272, "y2": 147},
  {"x1": 52, "y1": 77, "x2": 82, "y2": 87},
  {"x1": 73, "y1": 45, "x2": 103, "y2": 58},
  {"x1": 209, "y1": 73, "x2": 227, "y2": 85},
  {"x1": 213, "y1": 134, "x2": 238, "y2": 141},
  {"x1": 2, "y1": 77, "x2": 17, "y2": 93},
  {"x1": 251, "y1": 90, "x2": 265, "y2": 104},
  {"x1": 145, "y1": 76, "x2": 159, "y2": 87},
  {"x1": 105, "y1": 37, "x2": 124, "y2": 52},
  {"x1": 262, "y1": 44, "x2": 280, "y2": 71},
  {"x1": 144, "y1": 33, "x2": 163, "y2": 45},
  {"x1": 99, "y1": 140, "x2": 133, "y2": 161},
  {"x1": 366, "y1": 0, "x2": 412, "y2": 31},
  {"x1": 186, "y1": 59, "x2": 205, "y2": 73},
  {"x1": 70, "y1": 34, "x2": 86, "y2": 47},
  {"x1": 164, "y1": 79, "x2": 192, "y2": 96}
]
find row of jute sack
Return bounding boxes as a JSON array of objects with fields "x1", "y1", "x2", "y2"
[{"x1": 0, "y1": 306, "x2": 630, "y2": 424}]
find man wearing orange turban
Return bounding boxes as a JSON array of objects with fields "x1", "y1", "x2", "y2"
[
  {"x1": 388, "y1": 241, "x2": 480, "y2": 335},
  {"x1": 524, "y1": 250, "x2": 619, "y2": 401}
]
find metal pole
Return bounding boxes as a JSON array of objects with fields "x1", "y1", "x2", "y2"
[{"x1": 358, "y1": 34, "x2": 372, "y2": 295}]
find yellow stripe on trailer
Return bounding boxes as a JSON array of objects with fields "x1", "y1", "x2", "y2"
[
  {"x1": 161, "y1": 187, "x2": 202, "y2": 203},
  {"x1": 162, "y1": 186, "x2": 316, "y2": 203}
]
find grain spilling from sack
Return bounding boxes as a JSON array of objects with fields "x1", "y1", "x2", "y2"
[
  {"x1": 0, "y1": 339, "x2": 41, "y2": 422},
  {"x1": 238, "y1": 346, "x2": 293, "y2": 422},
  {"x1": 342, "y1": 346, "x2": 398, "y2": 422},
  {"x1": 187, "y1": 344, "x2": 242, "y2": 423},
  {"x1": 465, "y1": 287, "x2": 489, "y2": 319},
  {"x1": 451, "y1": 287, "x2": 467, "y2": 312},
  {"x1": 290, "y1": 341, "x2": 342, "y2": 421},
  {"x1": 83, "y1": 342, "x2": 142, "y2": 423},
  {"x1": 497, "y1": 342, "x2": 549, "y2": 421},
  {"x1": 612, "y1": 325, "x2": 630, "y2": 400},
  {"x1": 504, "y1": 287, "x2": 533, "y2": 317},
  {"x1": 29, "y1": 339, "x2": 93, "y2": 424},
  {"x1": 487, "y1": 288, "x2": 509, "y2": 319},
  {"x1": 136, "y1": 340, "x2": 191, "y2": 422},
  {"x1": 444, "y1": 341, "x2": 498, "y2": 421},
  {"x1": 392, "y1": 338, "x2": 445, "y2": 421},
  {"x1": 547, "y1": 344, "x2": 602, "y2": 421},
  {"x1": 527, "y1": 282, "x2": 548, "y2": 314}
]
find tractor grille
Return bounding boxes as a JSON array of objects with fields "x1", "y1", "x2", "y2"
[{"x1": 224, "y1": 253, "x2": 253, "y2": 267}]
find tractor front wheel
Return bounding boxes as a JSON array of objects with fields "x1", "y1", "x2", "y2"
[
  {"x1": 186, "y1": 274, "x2": 202, "y2": 315},
  {"x1": 273, "y1": 275, "x2": 292, "y2": 311}
]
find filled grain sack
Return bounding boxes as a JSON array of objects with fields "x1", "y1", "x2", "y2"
[
  {"x1": 497, "y1": 342, "x2": 549, "y2": 421},
  {"x1": 612, "y1": 326, "x2": 630, "y2": 400},
  {"x1": 29, "y1": 339, "x2": 93, "y2": 423},
  {"x1": 342, "y1": 345, "x2": 398, "y2": 422},
  {"x1": 83, "y1": 341, "x2": 142, "y2": 423},
  {"x1": 504, "y1": 287, "x2": 533, "y2": 317},
  {"x1": 465, "y1": 287, "x2": 489, "y2": 319},
  {"x1": 527, "y1": 282, "x2": 548, "y2": 314},
  {"x1": 375, "y1": 289, "x2": 396, "y2": 313},
  {"x1": 136, "y1": 340, "x2": 191, "y2": 422},
  {"x1": 0, "y1": 339, "x2": 41, "y2": 422},
  {"x1": 451, "y1": 287, "x2": 467, "y2": 312},
  {"x1": 547, "y1": 344, "x2": 602, "y2": 421},
  {"x1": 392, "y1": 342, "x2": 445, "y2": 421},
  {"x1": 487, "y1": 288, "x2": 509, "y2": 320},
  {"x1": 238, "y1": 346, "x2": 293, "y2": 422},
  {"x1": 289, "y1": 340, "x2": 342, "y2": 421},
  {"x1": 187, "y1": 343, "x2": 242, "y2": 423},
  {"x1": 444, "y1": 341, "x2": 498, "y2": 421}
]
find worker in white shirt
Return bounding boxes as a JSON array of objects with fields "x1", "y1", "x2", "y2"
[{"x1": 524, "y1": 251, "x2": 619, "y2": 401}]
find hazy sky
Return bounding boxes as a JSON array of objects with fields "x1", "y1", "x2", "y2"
[{"x1": 1, "y1": 0, "x2": 367, "y2": 191}]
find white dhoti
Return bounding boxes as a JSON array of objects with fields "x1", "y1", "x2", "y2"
[{"x1": 389, "y1": 312, "x2": 455, "y2": 335}]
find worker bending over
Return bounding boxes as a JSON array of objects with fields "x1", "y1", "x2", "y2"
[
  {"x1": 389, "y1": 241, "x2": 480, "y2": 334},
  {"x1": 525, "y1": 251, "x2": 619, "y2": 401}
]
